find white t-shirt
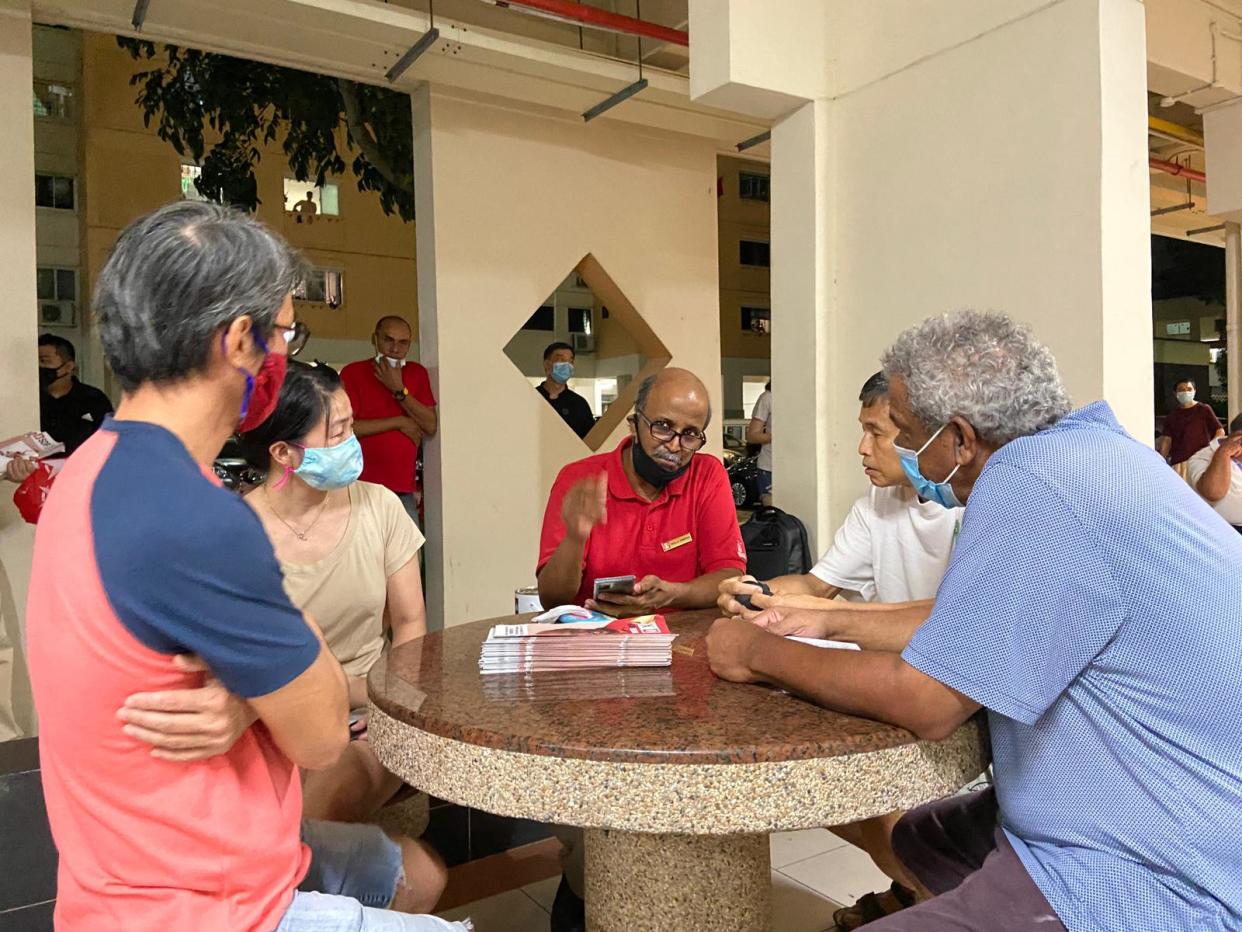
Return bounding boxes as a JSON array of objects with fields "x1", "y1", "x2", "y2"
[
  {"x1": 752, "y1": 390, "x2": 773, "y2": 472},
  {"x1": 1185, "y1": 438, "x2": 1242, "y2": 525},
  {"x1": 810, "y1": 484, "x2": 960, "y2": 602}
]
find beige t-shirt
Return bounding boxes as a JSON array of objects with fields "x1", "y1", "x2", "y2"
[{"x1": 280, "y1": 481, "x2": 423, "y2": 677}]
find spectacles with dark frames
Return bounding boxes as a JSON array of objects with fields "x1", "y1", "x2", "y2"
[{"x1": 636, "y1": 410, "x2": 708, "y2": 451}]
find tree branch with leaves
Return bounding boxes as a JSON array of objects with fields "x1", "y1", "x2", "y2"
[{"x1": 118, "y1": 38, "x2": 414, "y2": 221}]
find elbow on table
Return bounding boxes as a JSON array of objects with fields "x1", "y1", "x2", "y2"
[{"x1": 908, "y1": 717, "x2": 960, "y2": 743}]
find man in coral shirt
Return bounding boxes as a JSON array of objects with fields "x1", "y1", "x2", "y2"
[
  {"x1": 27, "y1": 203, "x2": 467, "y2": 932},
  {"x1": 340, "y1": 316, "x2": 438, "y2": 520}
]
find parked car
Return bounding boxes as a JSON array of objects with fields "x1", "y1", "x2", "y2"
[{"x1": 727, "y1": 453, "x2": 761, "y2": 508}]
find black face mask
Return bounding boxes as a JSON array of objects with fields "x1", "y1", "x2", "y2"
[
  {"x1": 631, "y1": 435, "x2": 691, "y2": 488},
  {"x1": 38, "y1": 366, "x2": 62, "y2": 391}
]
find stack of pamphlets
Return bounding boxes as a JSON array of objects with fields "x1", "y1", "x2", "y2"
[{"x1": 479, "y1": 607, "x2": 677, "y2": 675}]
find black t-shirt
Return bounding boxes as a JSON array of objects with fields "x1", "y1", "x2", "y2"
[
  {"x1": 536, "y1": 383, "x2": 596, "y2": 439},
  {"x1": 41, "y1": 379, "x2": 114, "y2": 454}
]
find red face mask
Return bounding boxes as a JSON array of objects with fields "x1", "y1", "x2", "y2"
[{"x1": 234, "y1": 330, "x2": 288, "y2": 432}]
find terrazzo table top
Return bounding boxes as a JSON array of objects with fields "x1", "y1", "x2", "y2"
[{"x1": 370, "y1": 609, "x2": 979, "y2": 766}]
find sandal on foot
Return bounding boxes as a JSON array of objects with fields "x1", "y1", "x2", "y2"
[{"x1": 832, "y1": 882, "x2": 917, "y2": 929}]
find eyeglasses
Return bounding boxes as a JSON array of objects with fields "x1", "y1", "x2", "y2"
[
  {"x1": 277, "y1": 320, "x2": 311, "y2": 357},
  {"x1": 636, "y1": 411, "x2": 708, "y2": 451}
]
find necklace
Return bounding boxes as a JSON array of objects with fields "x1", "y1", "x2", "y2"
[{"x1": 263, "y1": 484, "x2": 329, "y2": 541}]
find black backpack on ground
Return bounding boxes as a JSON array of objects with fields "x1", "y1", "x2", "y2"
[{"x1": 740, "y1": 506, "x2": 813, "y2": 580}]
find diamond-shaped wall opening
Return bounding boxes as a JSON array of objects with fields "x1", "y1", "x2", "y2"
[{"x1": 502, "y1": 254, "x2": 671, "y2": 451}]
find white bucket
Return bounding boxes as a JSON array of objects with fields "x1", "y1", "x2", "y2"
[{"x1": 514, "y1": 585, "x2": 543, "y2": 615}]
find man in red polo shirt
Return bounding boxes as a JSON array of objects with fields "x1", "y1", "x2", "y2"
[
  {"x1": 537, "y1": 367, "x2": 745, "y2": 614},
  {"x1": 537, "y1": 367, "x2": 745, "y2": 931},
  {"x1": 340, "y1": 316, "x2": 438, "y2": 518}
]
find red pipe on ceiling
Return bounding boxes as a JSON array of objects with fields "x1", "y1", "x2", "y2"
[
  {"x1": 1150, "y1": 157, "x2": 1206, "y2": 184},
  {"x1": 492, "y1": 0, "x2": 690, "y2": 47}
]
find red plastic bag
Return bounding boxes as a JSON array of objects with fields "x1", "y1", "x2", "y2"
[{"x1": 13, "y1": 462, "x2": 56, "y2": 525}]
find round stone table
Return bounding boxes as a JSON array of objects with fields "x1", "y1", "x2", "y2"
[{"x1": 369, "y1": 610, "x2": 989, "y2": 932}]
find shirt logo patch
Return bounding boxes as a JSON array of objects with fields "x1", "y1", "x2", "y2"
[{"x1": 662, "y1": 533, "x2": 693, "y2": 552}]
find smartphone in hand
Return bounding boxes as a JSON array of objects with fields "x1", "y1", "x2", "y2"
[{"x1": 592, "y1": 574, "x2": 637, "y2": 601}]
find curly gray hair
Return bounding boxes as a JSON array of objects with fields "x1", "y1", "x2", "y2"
[{"x1": 881, "y1": 310, "x2": 1071, "y2": 447}]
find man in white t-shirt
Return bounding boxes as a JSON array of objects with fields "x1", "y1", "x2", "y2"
[
  {"x1": 1186, "y1": 413, "x2": 1242, "y2": 532},
  {"x1": 747, "y1": 381, "x2": 773, "y2": 506},
  {"x1": 720, "y1": 372, "x2": 959, "y2": 609},
  {"x1": 718, "y1": 370, "x2": 961, "y2": 929}
]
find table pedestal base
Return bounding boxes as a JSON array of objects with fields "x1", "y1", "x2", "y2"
[{"x1": 584, "y1": 829, "x2": 771, "y2": 932}]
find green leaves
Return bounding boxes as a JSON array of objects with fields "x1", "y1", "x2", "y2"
[{"x1": 117, "y1": 37, "x2": 414, "y2": 220}]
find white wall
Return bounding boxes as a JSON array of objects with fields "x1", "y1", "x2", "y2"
[
  {"x1": 697, "y1": 0, "x2": 1153, "y2": 545},
  {"x1": 0, "y1": 0, "x2": 40, "y2": 739},
  {"x1": 414, "y1": 87, "x2": 723, "y2": 628}
]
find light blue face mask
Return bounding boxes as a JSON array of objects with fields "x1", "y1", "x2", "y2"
[
  {"x1": 894, "y1": 424, "x2": 963, "y2": 509},
  {"x1": 551, "y1": 361, "x2": 574, "y2": 384},
  {"x1": 291, "y1": 435, "x2": 364, "y2": 491}
]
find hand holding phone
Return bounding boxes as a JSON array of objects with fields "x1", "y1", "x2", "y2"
[
  {"x1": 592, "y1": 574, "x2": 637, "y2": 601},
  {"x1": 735, "y1": 580, "x2": 771, "y2": 611}
]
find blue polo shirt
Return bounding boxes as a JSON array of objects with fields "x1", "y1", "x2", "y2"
[{"x1": 904, "y1": 402, "x2": 1242, "y2": 932}]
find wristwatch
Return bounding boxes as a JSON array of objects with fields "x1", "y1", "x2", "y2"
[{"x1": 393, "y1": 387, "x2": 409, "y2": 402}]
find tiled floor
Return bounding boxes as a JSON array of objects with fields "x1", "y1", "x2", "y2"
[{"x1": 436, "y1": 829, "x2": 889, "y2": 931}]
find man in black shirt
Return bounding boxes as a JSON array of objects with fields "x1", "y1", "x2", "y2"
[
  {"x1": 38, "y1": 333, "x2": 113, "y2": 454},
  {"x1": 536, "y1": 341, "x2": 596, "y2": 439}
]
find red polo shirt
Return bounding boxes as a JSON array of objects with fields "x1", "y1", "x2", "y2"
[
  {"x1": 538, "y1": 438, "x2": 747, "y2": 605},
  {"x1": 340, "y1": 358, "x2": 436, "y2": 494}
]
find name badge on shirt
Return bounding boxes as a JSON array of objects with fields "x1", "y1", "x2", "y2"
[{"x1": 661, "y1": 532, "x2": 693, "y2": 552}]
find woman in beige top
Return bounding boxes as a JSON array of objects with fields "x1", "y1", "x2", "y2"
[{"x1": 241, "y1": 361, "x2": 446, "y2": 912}]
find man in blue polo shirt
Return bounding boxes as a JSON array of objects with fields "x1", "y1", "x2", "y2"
[{"x1": 706, "y1": 310, "x2": 1242, "y2": 931}]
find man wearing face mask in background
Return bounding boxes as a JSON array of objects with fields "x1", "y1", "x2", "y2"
[
  {"x1": 36, "y1": 333, "x2": 113, "y2": 454},
  {"x1": 6, "y1": 335, "x2": 115, "y2": 485},
  {"x1": 340, "y1": 315, "x2": 438, "y2": 521},
  {"x1": 537, "y1": 341, "x2": 595, "y2": 439},
  {"x1": 1157, "y1": 378, "x2": 1222, "y2": 475}
]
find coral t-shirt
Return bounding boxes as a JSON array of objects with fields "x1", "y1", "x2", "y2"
[{"x1": 27, "y1": 419, "x2": 319, "y2": 931}]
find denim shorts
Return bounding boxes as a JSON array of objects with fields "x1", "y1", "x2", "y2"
[
  {"x1": 298, "y1": 820, "x2": 404, "y2": 908},
  {"x1": 278, "y1": 821, "x2": 472, "y2": 932}
]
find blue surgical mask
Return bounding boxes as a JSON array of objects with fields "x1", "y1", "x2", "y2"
[
  {"x1": 293, "y1": 435, "x2": 364, "y2": 491},
  {"x1": 551, "y1": 361, "x2": 574, "y2": 384},
  {"x1": 894, "y1": 424, "x2": 963, "y2": 509}
]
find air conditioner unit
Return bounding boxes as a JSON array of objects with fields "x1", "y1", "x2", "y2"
[
  {"x1": 571, "y1": 332, "x2": 595, "y2": 354},
  {"x1": 39, "y1": 300, "x2": 76, "y2": 327}
]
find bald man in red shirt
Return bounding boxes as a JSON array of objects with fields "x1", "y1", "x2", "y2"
[{"x1": 537, "y1": 367, "x2": 746, "y2": 615}]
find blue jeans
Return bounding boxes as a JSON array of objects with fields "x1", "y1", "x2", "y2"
[{"x1": 275, "y1": 821, "x2": 471, "y2": 932}]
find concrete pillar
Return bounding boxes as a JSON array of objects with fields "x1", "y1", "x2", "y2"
[
  {"x1": 770, "y1": 100, "x2": 835, "y2": 552},
  {"x1": 693, "y1": 0, "x2": 1153, "y2": 541},
  {"x1": 412, "y1": 86, "x2": 723, "y2": 628},
  {"x1": 0, "y1": 0, "x2": 40, "y2": 739},
  {"x1": 1227, "y1": 223, "x2": 1241, "y2": 422}
]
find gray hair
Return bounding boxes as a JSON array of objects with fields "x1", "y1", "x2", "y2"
[
  {"x1": 881, "y1": 310, "x2": 1071, "y2": 446},
  {"x1": 95, "y1": 202, "x2": 302, "y2": 392}
]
